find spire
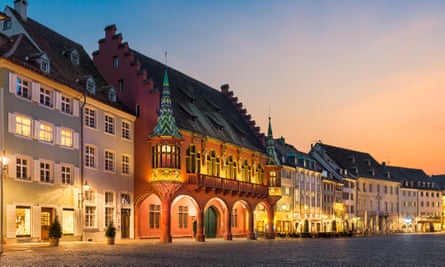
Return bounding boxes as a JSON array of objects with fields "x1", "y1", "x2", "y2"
[
  {"x1": 149, "y1": 68, "x2": 182, "y2": 139},
  {"x1": 266, "y1": 116, "x2": 280, "y2": 165}
]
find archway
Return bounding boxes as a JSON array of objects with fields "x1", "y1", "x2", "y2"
[
  {"x1": 136, "y1": 193, "x2": 162, "y2": 238},
  {"x1": 231, "y1": 200, "x2": 250, "y2": 237},
  {"x1": 205, "y1": 206, "x2": 218, "y2": 238},
  {"x1": 171, "y1": 195, "x2": 200, "y2": 238}
]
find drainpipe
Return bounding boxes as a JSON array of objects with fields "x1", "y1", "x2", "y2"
[{"x1": 79, "y1": 89, "x2": 87, "y2": 241}]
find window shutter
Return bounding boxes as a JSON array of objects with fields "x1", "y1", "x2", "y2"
[
  {"x1": 54, "y1": 163, "x2": 61, "y2": 184},
  {"x1": 74, "y1": 167, "x2": 80, "y2": 186},
  {"x1": 55, "y1": 91, "x2": 61, "y2": 110},
  {"x1": 73, "y1": 99, "x2": 79, "y2": 117},
  {"x1": 31, "y1": 82, "x2": 40, "y2": 102},
  {"x1": 8, "y1": 113, "x2": 16, "y2": 134},
  {"x1": 73, "y1": 132, "x2": 79, "y2": 149},
  {"x1": 9, "y1": 73, "x2": 17, "y2": 94},
  {"x1": 7, "y1": 154, "x2": 16, "y2": 178},
  {"x1": 6, "y1": 205, "x2": 16, "y2": 238},
  {"x1": 33, "y1": 120, "x2": 40, "y2": 140},
  {"x1": 33, "y1": 159, "x2": 40, "y2": 182},
  {"x1": 55, "y1": 127, "x2": 61, "y2": 145}
]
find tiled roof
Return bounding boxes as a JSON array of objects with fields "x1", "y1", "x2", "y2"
[
  {"x1": 3, "y1": 7, "x2": 132, "y2": 114},
  {"x1": 386, "y1": 166, "x2": 438, "y2": 190},
  {"x1": 431, "y1": 175, "x2": 445, "y2": 190},
  {"x1": 273, "y1": 137, "x2": 320, "y2": 171},
  {"x1": 316, "y1": 143, "x2": 387, "y2": 180},
  {"x1": 130, "y1": 49, "x2": 266, "y2": 152}
]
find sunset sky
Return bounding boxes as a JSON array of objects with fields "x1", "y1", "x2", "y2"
[{"x1": 17, "y1": 0, "x2": 445, "y2": 174}]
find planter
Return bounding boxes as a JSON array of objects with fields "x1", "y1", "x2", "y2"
[
  {"x1": 107, "y1": 237, "x2": 115, "y2": 245},
  {"x1": 49, "y1": 238, "x2": 59, "y2": 247}
]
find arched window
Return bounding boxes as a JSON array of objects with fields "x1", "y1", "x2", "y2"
[
  {"x1": 152, "y1": 144, "x2": 180, "y2": 169},
  {"x1": 256, "y1": 164, "x2": 264, "y2": 184},
  {"x1": 186, "y1": 145, "x2": 201, "y2": 173},
  {"x1": 241, "y1": 160, "x2": 251, "y2": 182},
  {"x1": 206, "y1": 151, "x2": 220, "y2": 177},
  {"x1": 226, "y1": 156, "x2": 237, "y2": 180}
]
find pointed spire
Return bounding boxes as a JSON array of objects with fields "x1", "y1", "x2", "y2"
[
  {"x1": 266, "y1": 116, "x2": 280, "y2": 165},
  {"x1": 149, "y1": 67, "x2": 182, "y2": 139}
]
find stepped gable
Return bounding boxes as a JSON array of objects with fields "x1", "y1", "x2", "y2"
[
  {"x1": 386, "y1": 166, "x2": 438, "y2": 189},
  {"x1": 220, "y1": 84, "x2": 265, "y2": 143},
  {"x1": 6, "y1": 8, "x2": 131, "y2": 113},
  {"x1": 318, "y1": 143, "x2": 387, "y2": 179},
  {"x1": 129, "y1": 48, "x2": 266, "y2": 152}
]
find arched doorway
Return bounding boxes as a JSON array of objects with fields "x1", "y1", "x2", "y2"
[{"x1": 205, "y1": 206, "x2": 218, "y2": 238}]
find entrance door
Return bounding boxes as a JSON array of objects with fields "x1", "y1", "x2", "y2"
[
  {"x1": 121, "y1": 209, "x2": 130, "y2": 238},
  {"x1": 41, "y1": 208, "x2": 53, "y2": 241},
  {"x1": 205, "y1": 206, "x2": 217, "y2": 238}
]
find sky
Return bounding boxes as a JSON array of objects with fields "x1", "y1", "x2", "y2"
[{"x1": 11, "y1": 0, "x2": 445, "y2": 174}]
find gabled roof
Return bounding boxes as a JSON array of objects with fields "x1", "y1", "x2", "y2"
[
  {"x1": 386, "y1": 166, "x2": 439, "y2": 190},
  {"x1": 315, "y1": 143, "x2": 387, "y2": 180},
  {"x1": 273, "y1": 137, "x2": 319, "y2": 171},
  {"x1": 2, "y1": 7, "x2": 132, "y2": 114},
  {"x1": 431, "y1": 175, "x2": 445, "y2": 190},
  {"x1": 130, "y1": 49, "x2": 265, "y2": 152}
]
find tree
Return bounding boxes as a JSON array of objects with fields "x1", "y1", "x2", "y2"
[{"x1": 49, "y1": 216, "x2": 62, "y2": 239}]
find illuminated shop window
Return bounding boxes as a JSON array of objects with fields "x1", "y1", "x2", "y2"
[
  {"x1": 63, "y1": 209, "x2": 74, "y2": 235},
  {"x1": 16, "y1": 206, "x2": 31, "y2": 237}
]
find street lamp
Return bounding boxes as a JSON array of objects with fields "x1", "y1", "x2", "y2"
[{"x1": 1, "y1": 151, "x2": 9, "y2": 254}]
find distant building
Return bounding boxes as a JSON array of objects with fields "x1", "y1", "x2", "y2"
[
  {"x1": 0, "y1": 1, "x2": 135, "y2": 243},
  {"x1": 93, "y1": 25, "x2": 281, "y2": 242}
]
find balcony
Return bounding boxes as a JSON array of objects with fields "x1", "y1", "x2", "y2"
[{"x1": 186, "y1": 174, "x2": 269, "y2": 197}]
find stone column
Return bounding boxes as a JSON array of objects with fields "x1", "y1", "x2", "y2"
[
  {"x1": 266, "y1": 210, "x2": 275, "y2": 239},
  {"x1": 160, "y1": 197, "x2": 172, "y2": 243},
  {"x1": 247, "y1": 210, "x2": 255, "y2": 240},
  {"x1": 224, "y1": 208, "x2": 232, "y2": 240},
  {"x1": 196, "y1": 208, "x2": 205, "y2": 242}
]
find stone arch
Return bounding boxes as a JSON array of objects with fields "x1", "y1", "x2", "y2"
[
  {"x1": 170, "y1": 194, "x2": 200, "y2": 238},
  {"x1": 254, "y1": 201, "x2": 274, "y2": 235},
  {"x1": 231, "y1": 200, "x2": 251, "y2": 237},
  {"x1": 203, "y1": 197, "x2": 229, "y2": 238},
  {"x1": 135, "y1": 192, "x2": 161, "y2": 239}
]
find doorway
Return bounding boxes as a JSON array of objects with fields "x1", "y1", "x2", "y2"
[
  {"x1": 41, "y1": 208, "x2": 53, "y2": 240},
  {"x1": 121, "y1": 209, "x2": 131, "y2": 238},
  {"x1": 205, "y1": 206, "x2": 217, "y2": 238}
]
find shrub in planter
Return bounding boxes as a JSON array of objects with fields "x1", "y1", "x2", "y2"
[
  {"x1": 49, "y1": 216, "x2": 62, "y2": 246},
  {"x1": 105, "y1": 222, "x2": 116, "y2": 245}
]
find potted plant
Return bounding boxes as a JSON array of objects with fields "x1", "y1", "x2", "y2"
[
  {"x1": 105, "y1": 221, "x2": 116, "y2": 245},
  {"x1": 48, "y1": 216, "x2": 62, "y2": 246}
]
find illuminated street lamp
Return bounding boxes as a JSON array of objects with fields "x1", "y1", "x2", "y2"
[{"x1": 1, "y1": 151, "x2": 9, "y2": 255}]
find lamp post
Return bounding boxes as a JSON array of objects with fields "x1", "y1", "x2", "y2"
[{"x1": 1, "y1": 151, "x2": 9, "y2": 254}]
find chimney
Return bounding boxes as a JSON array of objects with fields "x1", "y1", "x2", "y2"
[{"x1": 14, "y1": 0, "x2": 28, "y2": 21}]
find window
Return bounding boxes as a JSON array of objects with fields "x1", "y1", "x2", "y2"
[
  {"x1": 122, "y1": 155, "x2": 130, "y2": 175},
  {"x1": 105, "y1": 150, "x2": 115, "y2": 172},
  {"x1": 178, "y1": 206, "x2": 188, "y2": 228},
  {"x1": 61, "y1": 165, "x2": 72, "y2": 185},
  {"x1": 61, "y1": 96, "x2": 72, "y2": 114},
  {"x1": 39, "y1": 122, "x2": 53, "y2": 143},
  {"x1": 206, "y1": 151, "x2": 220, "y2": 177},
  {"x1": 121, "y1": 193, "x2": 131, "y2": 206},
  {"x1": 105, "y1": 207, "x2": 114, "y2": 227},
  {"x1": 384, "y1": 185, "x2": 388, "y2": 194},
  {"x1": 16, "y1": 77, "x2": 31, "y2": 99},
  {"x1": 40, "y1": 55, "x2": 50, "y2": 73},
  {"x1": 225, "y1": 156, "x2": 236, "y2": 179},
  {"x1": 86, "y1": 77, "x2": 95, "y2": 94},
  {"x1": 152, "y1": 144, "x2": 181, "y2": 169},
  {"x1": 62, "y1": 209, "x2": 75, "y2": 235},
  {"x1": 16, "y1": 206, "x2": 31, "y2": 237},
  {"x1": 60, "y1": 128, "x2": 73, "y2": 147},
  {"x1": 39, "y1": 87, "x2": 52, "y2": 106},
  {"x1": 105, "y1": 192, "x2": 114, "y2": 205},
  {"x1": 40, "y1": 161, "x2": 53, "y2": 183},
  {"x1": 84, "y1": 107, "x2": 96, "y2": 128},
  {"x1": 70, "y1": 50, "x2": 79, "y2": 65},
  {"x1": 16, "y1": 157, "x2": 30, "y2": 180},
  {"x1": 136, "y1": 105, "x2": 140, "y2": 117},
  {"x1": 119, "y1": 79, "x2": 124, "y2": 92},
  {"x1": 113, "y1": 56, "x2": 119, "y2": 68},
  {"x1": 121, "y1": 121, "x2": 130, "y2": 140},
  {"x1": 241, "y1": 160, "x2": 250, "y2": 182},
  {"x1": 85, "y1": 190, "x2": 96, "y2": 202},
  {"x1": 186, "y1": 145, "x2": 201, "y2": 174},
  {"x1": 85, "y1": 145, "x2": 96, "y2": 168},
  {"x1": 149, "y1": 204, "x2": 160, "y2": 229},
  {"x1": 15, "y1": 115, "x2": 32, "y2": 137},
  {"x1": 3, "y1": 19, "x2": 11, "y2": 30},
  {"x1": 108, "y1": 88, "x2": 116, "y2": 102},
  {"x1": 369, "y1": 184, "x2": 373, "y2": 193},
  {"x1": 85, "y1": 206, "x2": 96, "y2": 228},
  {"x1": 105, "y1": 114, "x2": 115, "y2": 135},
  {"x1": 231, "y1": 209, "x2": 238, "y2": 227}
]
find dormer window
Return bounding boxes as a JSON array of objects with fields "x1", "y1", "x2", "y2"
[
  {"x1": 86, "y1": 76, "x2": 96, "y2": 94},
  {"x1": 3, "y1": 19, "x2": 11, "y2": 30},
  {"x1": 40, "y1": 54, "x2": 50, "y2": 73},
  {"x1": 70, "y1": 49, "x2": 80, "y2": 65},
  {"x1": 108, "y1": 87, "x2": 117, "y2": 102}
]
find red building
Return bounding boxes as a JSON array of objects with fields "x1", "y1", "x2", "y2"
[{"x1": 93, "y1": 25, "x2": 281, "y2": 242}]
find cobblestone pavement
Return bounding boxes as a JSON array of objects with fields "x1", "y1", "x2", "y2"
[{"x1": 1, "y1": 233, "x2": 445, "y2": 266}]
